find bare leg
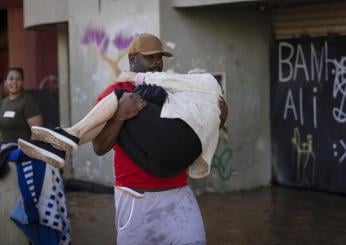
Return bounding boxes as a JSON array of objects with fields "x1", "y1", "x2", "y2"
[
  {"x1": 65, "y1": 92, "x2": 118, "y2": 141},
  {"x1": 31, "y1": 92, "x2": 118, "y2": 153},
  {"x1": 77, "y1": 123, "x2": 106, "y2": 145}
]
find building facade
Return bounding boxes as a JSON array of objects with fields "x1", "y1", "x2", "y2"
[{"x1": 21, "y1": 0, "x2": 346, "y2": 193}]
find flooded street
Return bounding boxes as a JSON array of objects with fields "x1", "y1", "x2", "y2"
[{"x1": 68, "y1": 187, "x2": 346, "y2": 245}]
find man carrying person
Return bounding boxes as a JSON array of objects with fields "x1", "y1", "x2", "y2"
[{"x1": 92, "y1": 33, "x2": 228, "y2": 244}]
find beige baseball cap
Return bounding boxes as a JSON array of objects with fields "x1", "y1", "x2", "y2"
[{"x1": 128, "y1": 33, "x2": 173, "y2": 57}]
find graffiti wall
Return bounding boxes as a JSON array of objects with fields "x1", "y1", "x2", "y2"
[
  {"x1": 68, "y1": 0, "x2": 160, "y2": 185},
  {"x1": 80, "y1": 27, "x2": 135, "y2": 78},
  {"x1": 160, "y1": 3, "x2": 272, "y2": 192},
  {"x1": 271, "y1": 36, "x2": 346, "y2": 193}
]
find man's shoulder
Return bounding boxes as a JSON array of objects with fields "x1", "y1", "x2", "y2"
[
  {"x1": 97, "y1": 81, "x2": 135, "y2": 102},
  {"x1": 100, "y1": 81, "x2": 134, "y2": 93}
]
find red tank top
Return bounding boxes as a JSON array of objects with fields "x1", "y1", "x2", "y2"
[{"x1": 97, "y1": 81, "x2": 188, "y2": 188}]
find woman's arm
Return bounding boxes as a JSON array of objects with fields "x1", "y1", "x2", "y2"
[{"x1": 27, "y1": 114, "x2": 43, "y2": 127}]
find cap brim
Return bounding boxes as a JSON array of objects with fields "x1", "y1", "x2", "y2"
[{"x1": 140, "y1": 50, "x2": 173, "y2": 57}]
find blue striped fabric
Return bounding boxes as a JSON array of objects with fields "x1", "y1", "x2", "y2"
[{"x1": 9, "y1": 149, "x2": 71, "y2": 244}]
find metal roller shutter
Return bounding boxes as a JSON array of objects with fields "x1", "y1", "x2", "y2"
[{"x1": 273, "y1": 1, "x2": 346, "y2": 39}]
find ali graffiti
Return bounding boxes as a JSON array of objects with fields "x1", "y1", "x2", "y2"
[{"x1": 271, "y1": 36, "x2": 346, "y2": 193}]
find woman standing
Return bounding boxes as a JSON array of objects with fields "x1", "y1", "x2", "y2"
[
  {"x1": 0, "y1": 67, "x2": 42, "y2": 142},
  {"x1": 0, "y1": 67, "x2": 42, "y2": 244}
]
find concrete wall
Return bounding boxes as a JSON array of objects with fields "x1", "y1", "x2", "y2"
[
  {"x1": 172, "y1": 0, "x2": 263, "y2": 8},
  {"x1": 67, "y1": 0, "x2": 160, "y2": 185},
  {"x1": 22, "y1": 0, "x2": 272, "y2": 191},
  {"x1": 160, "y1": 2, "x2": 272, "y2": 192},
  {"x1": 24, "y1": 0, "x2": 68, "y2": 28}
]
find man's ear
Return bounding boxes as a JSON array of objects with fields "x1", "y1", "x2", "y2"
[{"x1": 129, "y1": 54, "x2": 135, "y2": 67}]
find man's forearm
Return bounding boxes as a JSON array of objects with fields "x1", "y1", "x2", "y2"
[
  {"x1": 92, "y1": 92, "x2": 147, "y2": 156},
  {"x1": 92, "y1": 116, "x2": 125, "y2": 155}
]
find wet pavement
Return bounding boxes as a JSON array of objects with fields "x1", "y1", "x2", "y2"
[{"x1": 68, "y1": 186, "x2": 346, "y2": 245}]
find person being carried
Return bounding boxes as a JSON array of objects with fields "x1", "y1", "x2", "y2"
[
  {"x1": 95, "y1": 33, "x2": 228, "y2": 245},
  {"x1": 18, "y1": 70, "x2": 222, "y2": 178}
]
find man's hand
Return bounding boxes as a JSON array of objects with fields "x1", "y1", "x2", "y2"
[
  {"x1": 115, "y1": 92, "x2": 147, "y2": 121},
  {"x1": 92, "y1": 92, "x2": 147, "y2": 155},
  {"x1": 219, "y1": 96, "x2": 228, "y2": 128}
]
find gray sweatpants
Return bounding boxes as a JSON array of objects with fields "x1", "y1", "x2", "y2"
[{"x1": 114, "y1": 186, "x2": 206, "y2": 245}]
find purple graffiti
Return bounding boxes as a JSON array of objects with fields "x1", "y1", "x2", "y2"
[
  {"x1": 80, "y1": 27, "x2": 109, "y2": 54},
  {"x1": 100, "y1": 37, "x2": 109, "y2": 54},
  {"x1": 112, "y1": 32, "x2": 135, "y2": 50}
]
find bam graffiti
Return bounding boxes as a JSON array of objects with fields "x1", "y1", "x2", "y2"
[
  {"x1": 279, "y1": 41, "x2": 346, "y2": 128},
  {"x1": 279, "y1": 41, "x2": 329, "y2": 129}
]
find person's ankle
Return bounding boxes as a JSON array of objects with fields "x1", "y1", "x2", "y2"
[{"x1": 65, "y1": 128, "x2": 78, "y2": 138}]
